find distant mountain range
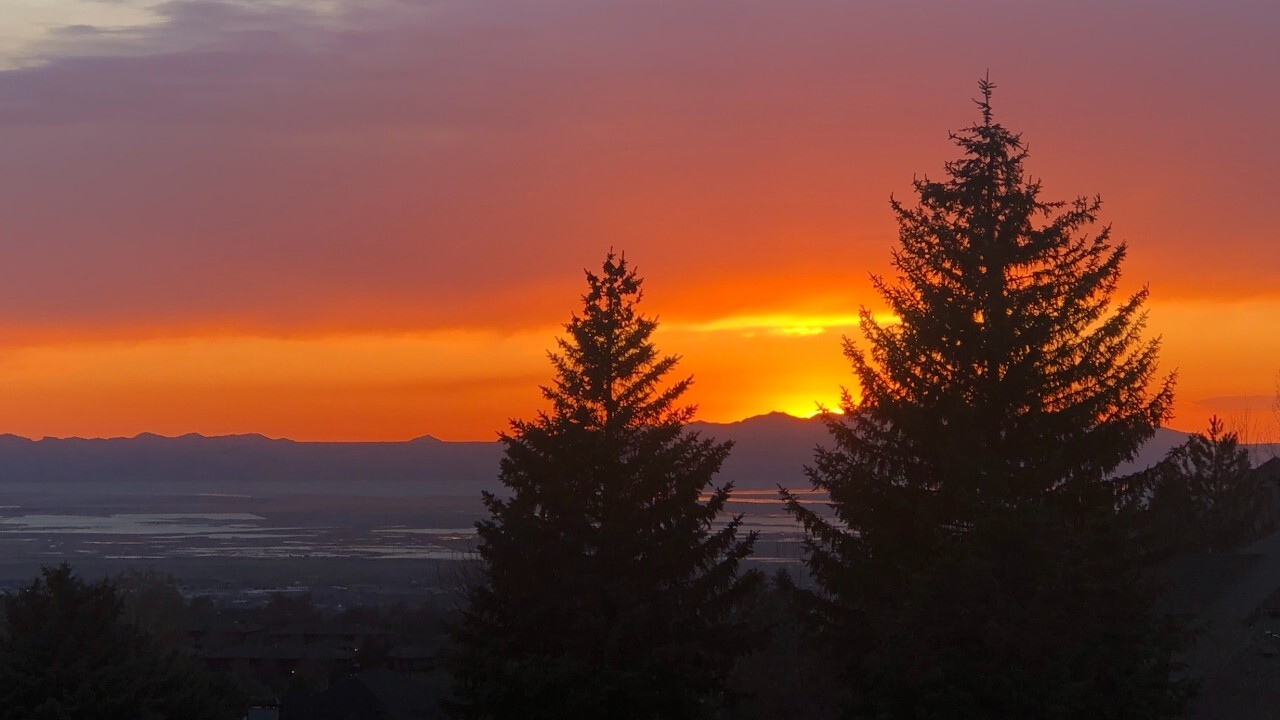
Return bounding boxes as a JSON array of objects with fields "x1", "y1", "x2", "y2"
[
  {"x1": 691, "y1": 413, "x2": 1210, "y2": 490},
  {"x1": 0, "y1": 413, "x2": 1259, "y2": 494},
  {"x1": 0, "y1": 430, "x2": 499, "y2": 494}
]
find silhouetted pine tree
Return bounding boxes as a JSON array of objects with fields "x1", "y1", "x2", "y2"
[
  {"x1": 784, "y1": 79, "x2": 1188, "y2": 719},
  {"x1": 1146, "y1": 416, "x2": 1276, "y2": 555},
  {"x1": 447, "y1": 253, "x2": 757, "y2": 720}
]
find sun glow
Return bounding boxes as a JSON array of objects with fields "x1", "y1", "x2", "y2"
[
  {"x1": 773, "y1": 395, "x2": 847, "y2": 419},
  {"x1": 671, "y1": 312, "x2": 898, "y2": 338}
]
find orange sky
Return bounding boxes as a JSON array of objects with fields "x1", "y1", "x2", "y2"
[{"x1": 0, "y1": 1, "x2": 1276, "y2": 441}]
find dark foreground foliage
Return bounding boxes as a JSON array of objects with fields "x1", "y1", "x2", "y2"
[
  {"x1": 0, "y1": 564, "x2": 240, "y2": 720},
  {"x1": 728, "y1": 569, "x2": 843, "y2": 720},
  {"x1": 1142, "y1": 416, "x2": 1279, "y2": 557}
]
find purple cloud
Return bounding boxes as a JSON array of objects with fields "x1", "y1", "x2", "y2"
[{"x1": 0, "y1": 0, "x2": 1274, "y2": 340}]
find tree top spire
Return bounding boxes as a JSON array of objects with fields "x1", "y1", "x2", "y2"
[{"x1": 976, "y1": 71, "x2": 996, "y2": 125}]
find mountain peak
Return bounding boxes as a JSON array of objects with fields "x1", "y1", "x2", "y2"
[
  {"x1": 694, "y1": 411, "x2": 821, "y2": 430},
  {"x1": 131, "y1": 432, "x2": 168, "y2": 441}
]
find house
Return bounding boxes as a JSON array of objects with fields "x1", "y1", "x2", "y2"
[
  {"x1": 279, "y1": 668, "x2": 447, "y2": 720},
  {"x1": 1176, "y1": 528, "x2": 1280, "y2": 718}
]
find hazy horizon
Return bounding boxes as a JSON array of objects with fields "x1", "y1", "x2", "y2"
[{"x1": 0, "y1": 408, "x2": 1271, "y2": 445}]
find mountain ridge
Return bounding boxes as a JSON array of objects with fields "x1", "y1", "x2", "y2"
[{"x1": 0, "y1": 413, "x2": 1245, "y2": 493}]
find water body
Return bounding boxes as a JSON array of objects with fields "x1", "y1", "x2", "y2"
[{"x1": 0, "y1": 479, "x2": 815, "y2": 586}]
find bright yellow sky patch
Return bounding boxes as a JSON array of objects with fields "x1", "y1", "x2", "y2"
[{"x1": 0, "y1": 297, "x2": 1272, "y2": 441}]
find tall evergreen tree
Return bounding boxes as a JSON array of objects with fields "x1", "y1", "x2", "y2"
[
  {"x1": 448, "y1": 253, "x2": 757, "y2": 720},
  {"x1": 785, "y1": 79, "x2": 1187, "y2": 718}
]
